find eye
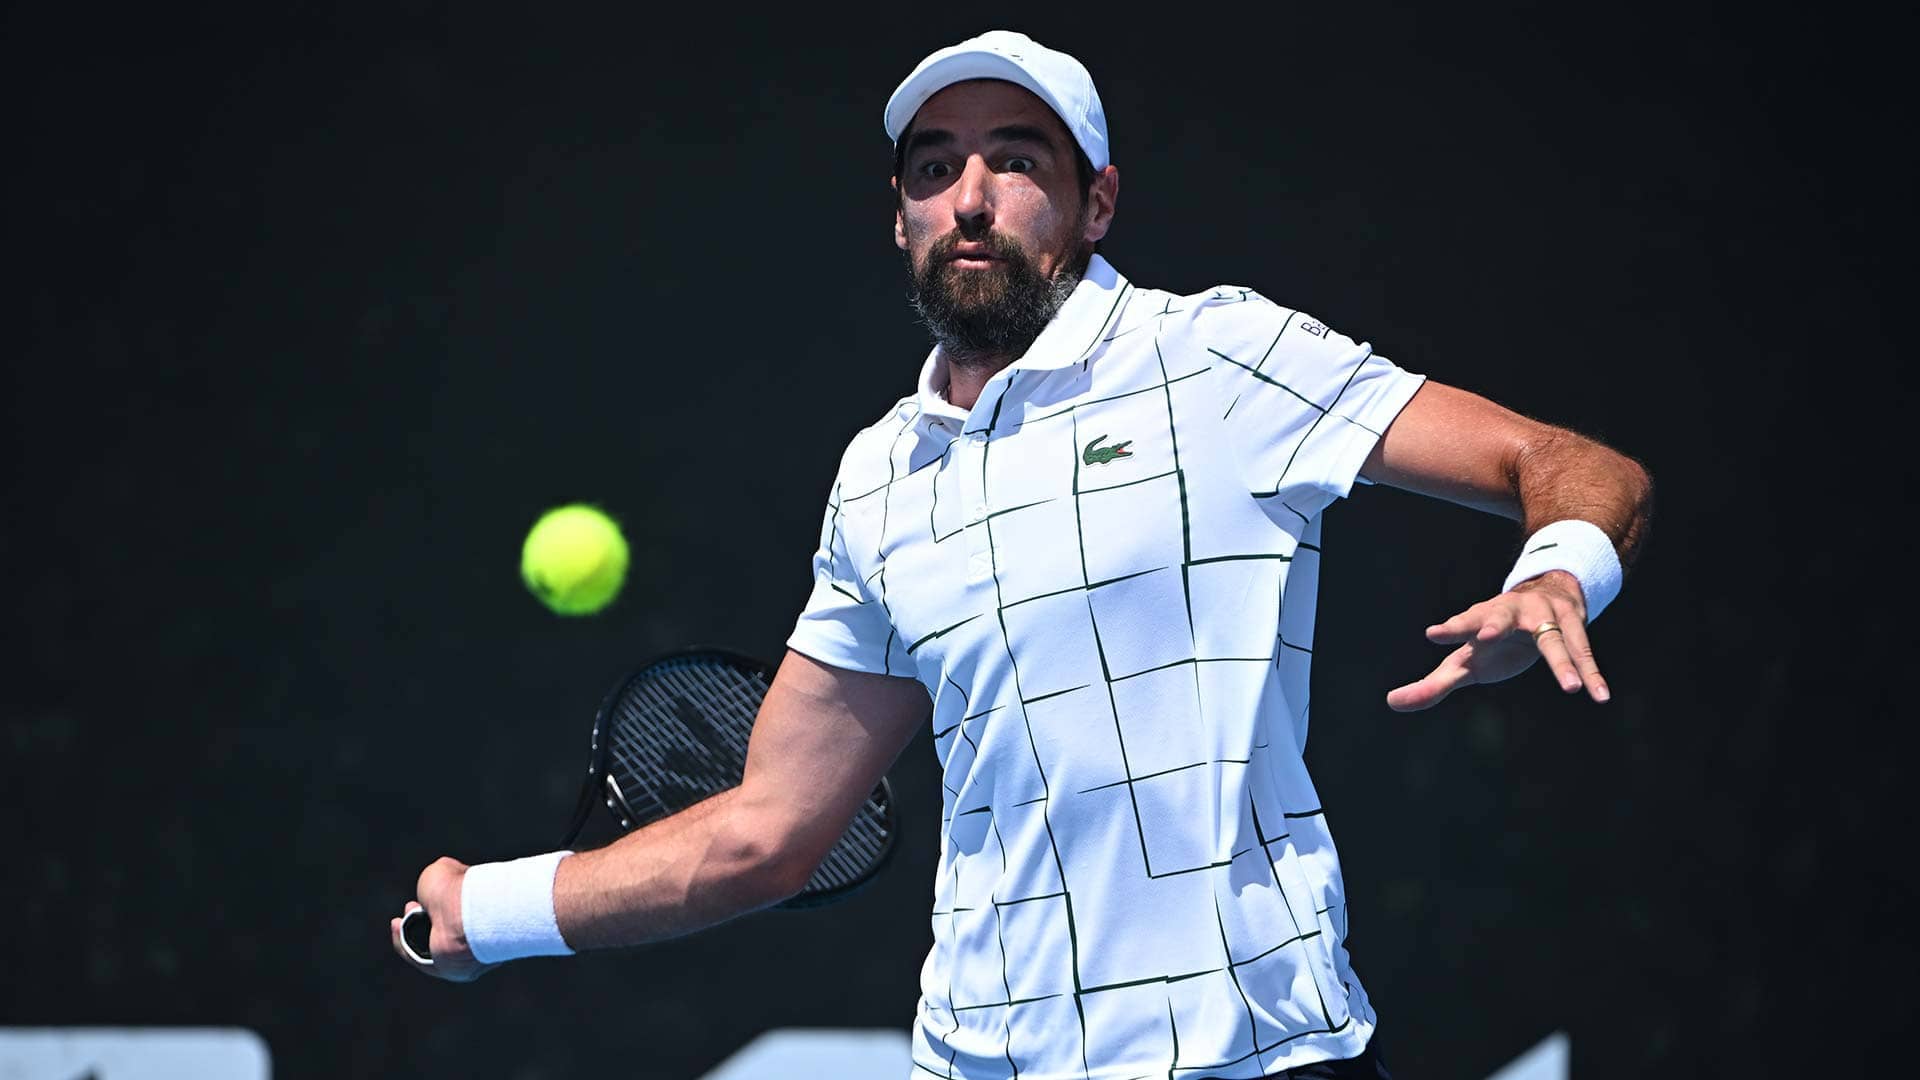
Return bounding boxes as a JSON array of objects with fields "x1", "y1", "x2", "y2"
[
  {"x1": 1003, "y1": 156, "x2": 1036, "y2": 174},
  {"x1": 919, "y1": 160, "x2": 953, "y2": 179}
]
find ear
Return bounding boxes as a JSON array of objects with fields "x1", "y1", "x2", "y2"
[
  {"x1": 1081, "y1": 165, "x2": 1120, "y2": 244},
  {"x1": 892, "y1": 176, "x2": 908, "y2": 251}
]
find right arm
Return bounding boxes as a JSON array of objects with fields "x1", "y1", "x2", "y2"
[
  {"x1": 554, "y1": 648, "x2": 929, "y2": 948},
  {"x1": 397, "y1": 649, "x2": 928, "y2": 978}
]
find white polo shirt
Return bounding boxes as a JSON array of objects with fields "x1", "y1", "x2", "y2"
[{"x1": 788, "y1": 256, "x2": 1425, "y2": 1079}]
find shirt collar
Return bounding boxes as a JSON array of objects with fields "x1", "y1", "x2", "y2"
[{"x1": 915, "y1": 254, "x2": 1131, "y2": 422}]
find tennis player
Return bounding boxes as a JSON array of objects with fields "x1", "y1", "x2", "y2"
[{"x1": 395, "y1": 29, "x2": 1652, "y2": 1080}]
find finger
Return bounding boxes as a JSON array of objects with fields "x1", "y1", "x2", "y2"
[
  {"x1": 1473, "y1": 603, "x2": 1518, "y2": 644},
  {"x1": 1385, "y1": 678, "x2": 1444, "y2": 712},
  {"x1": 1425, "y1": 604, "x2": 1487, "y2": 644},
  {"x1": 1531, "y1": 622, "x2": 1584, "y2": 694},
  {"x1": 1386, "y1": 644, "x2": 1475, "y2": 712},
  {"x1": 394, "y1": 902, "x2": 427, "y2": 963},
  {"x1": 1554, "y1": 617, "x2": 1609, "y2": 703}
]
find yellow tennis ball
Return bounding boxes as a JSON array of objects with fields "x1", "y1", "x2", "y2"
[{"x1": 520, "y1": 503, "x2": 629, "y2": 615}]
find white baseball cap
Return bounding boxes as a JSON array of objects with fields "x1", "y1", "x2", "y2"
[{"x1": 883, "y1": 30, "x2": 1110, "y2": 170}]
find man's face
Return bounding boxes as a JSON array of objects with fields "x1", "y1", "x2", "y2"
[{"x1": 893, "y1": 79, "x2": 1117, "y2": 358}]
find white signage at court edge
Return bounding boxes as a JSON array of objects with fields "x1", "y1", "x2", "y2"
[{"x1": 0, "y1": 1028, "x2": 270, "y2": 1080}]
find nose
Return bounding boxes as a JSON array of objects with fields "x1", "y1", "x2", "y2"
[{"x1": 951, "y1": 154, "x2": 994, "y2": 238}]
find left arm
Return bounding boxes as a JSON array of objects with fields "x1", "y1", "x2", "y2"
[{"x1": 1359, "y1": 380, "x2": 1654, "y2": 711}]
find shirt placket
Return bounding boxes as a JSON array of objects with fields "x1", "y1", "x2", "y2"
[{"x1": 957, "y1": 379, "x2": 1011, "y2": 586}]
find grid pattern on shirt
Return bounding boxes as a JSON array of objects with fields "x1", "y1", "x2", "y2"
[
  {"x1": 955, "y1": 335, "x2": 1334, "y2": 1079},
  {"x1": 790, "y1": 275, "x2": 1420, "y2": 1079}
]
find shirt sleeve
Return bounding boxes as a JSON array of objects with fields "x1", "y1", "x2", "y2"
[
  {"x1": 785, "y1": 471, "x2": 918, "y2": 680},
  {"x1": 1204, "y1": 296, "x2": 1426, "y2": 524}
]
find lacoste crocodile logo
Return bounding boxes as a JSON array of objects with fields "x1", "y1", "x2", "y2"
[{"x1": 1082, "y1": 434, "x2": 1134, "y2": 465}]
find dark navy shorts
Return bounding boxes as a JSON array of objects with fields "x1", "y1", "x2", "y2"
[{"x1": 1260, "y1": 1036, "x2": 1393, "y2": 1079}]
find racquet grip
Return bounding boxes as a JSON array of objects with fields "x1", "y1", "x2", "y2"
[{"x1": 400, "y1": 908, "x2": 434, "y2": 965}]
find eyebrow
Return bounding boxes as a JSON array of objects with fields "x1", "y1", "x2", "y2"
[{"x1": 904, "y1": 123, "x2": 1060, "y2": 157}]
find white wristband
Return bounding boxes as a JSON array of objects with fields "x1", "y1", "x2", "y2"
[
  {"x1": 460, "y1": 850, "x2": 575, "y2": 963},
  {"x1": 1501, "y1": 519, "x2": 1623, "y2": 620}
]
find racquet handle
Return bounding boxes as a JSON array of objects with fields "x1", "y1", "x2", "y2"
[{"x1": 400, "y1": 908, "x2": 434, "y2": 965}]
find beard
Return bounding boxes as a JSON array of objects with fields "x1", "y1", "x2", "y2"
[{"x1": 906, "y1": 227, "x2": 1088, "y2": 369}]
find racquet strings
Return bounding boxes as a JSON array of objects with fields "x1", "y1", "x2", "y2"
[{"x1": 602, "y1": 653, "x2": 892, "y2": 898}]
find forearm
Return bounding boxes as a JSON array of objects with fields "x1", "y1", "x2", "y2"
[
  {"x1": 1511, "y1": 427, "x2": 1654, "y2": 570},
  {"x1": 398, "y1": 653, "x2": 927, "y2": 980},
  {"x1": 1365, "y1": 383, "x2": 1654, "y2": 570},
  {"x1": 1366, "y1": 383, "x2": 1655, "y2": 711},
  {"x1": 551, "y1": 786, "x2": 804, "y2": 951}
]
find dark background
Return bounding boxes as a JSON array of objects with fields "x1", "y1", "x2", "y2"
[{"x1": 4, "y1": 2, "x2": 1909, "y2": 1077}]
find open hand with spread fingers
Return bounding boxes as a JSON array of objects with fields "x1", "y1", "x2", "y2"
[{"x1": 1386, "y1": 569, "x2": 1609, "y2": 712}]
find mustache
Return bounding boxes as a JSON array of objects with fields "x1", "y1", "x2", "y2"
[{"x1": 926, "y1": 229, "x2": 1032, "y2": 265}]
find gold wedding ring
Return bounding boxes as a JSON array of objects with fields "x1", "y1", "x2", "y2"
[{"x1": 1532, "y1": 622, "x2": 1562, "y2": 640}]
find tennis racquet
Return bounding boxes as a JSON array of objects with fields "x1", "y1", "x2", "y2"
[{"x1": 401, "y1": 647, "x2": 898, "y2": 964}]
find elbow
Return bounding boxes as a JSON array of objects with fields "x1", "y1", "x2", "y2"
[
  {"x1": 723, "y1": 804, "x2": 820, "y2": 907},
  {"x1": 761, "y1": 847, "x2": 820, "y2": 904}
]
